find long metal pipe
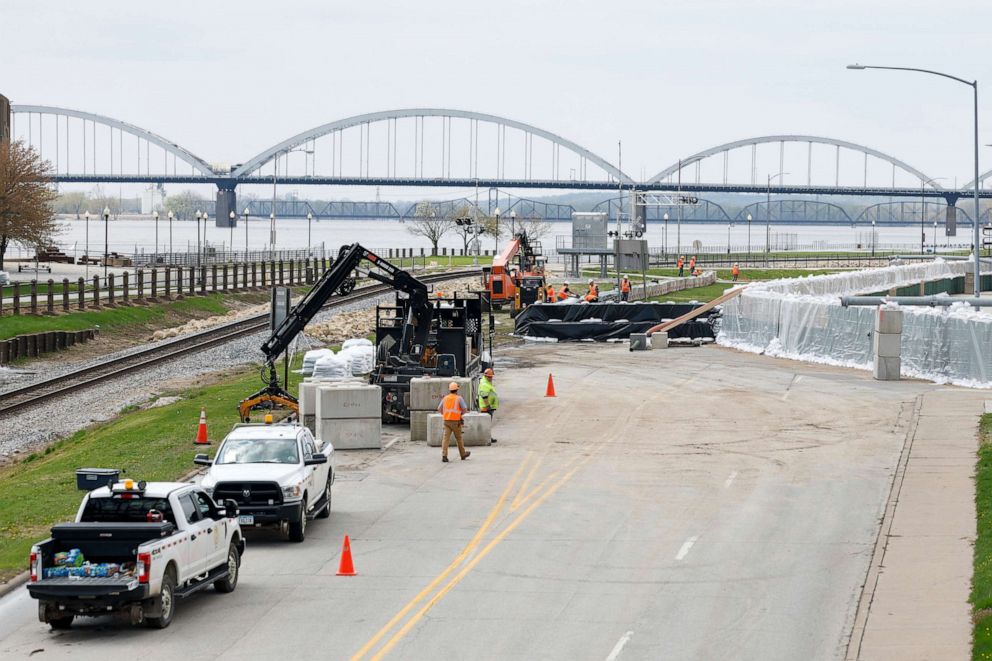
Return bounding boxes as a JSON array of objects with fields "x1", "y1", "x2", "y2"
[{"x1": 840, "y1": 295, "x2": 992, "y2": 307}]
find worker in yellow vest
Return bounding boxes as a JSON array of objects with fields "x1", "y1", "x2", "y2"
[
  {"x1": 437, "y1": 382, "x2": 470, "y2": 462},
  {"x1": 478, "y1": 367, "x2": 499, "y2": 443},
  {"x1": 620, "y1": 275, "x2": 632, "y2": 302}
]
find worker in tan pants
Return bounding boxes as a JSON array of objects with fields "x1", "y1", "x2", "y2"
[{"x1": 437, "y1": 382, "x2": 471, "y2": 463}]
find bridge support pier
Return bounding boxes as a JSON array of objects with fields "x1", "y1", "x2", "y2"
[{"x1": 215, "y1": 183, "x2": 237, "y2": 228}]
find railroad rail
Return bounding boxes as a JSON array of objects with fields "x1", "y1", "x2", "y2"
[{"x1": 0, "y1": 269, "x2": 481, "y2": 417}]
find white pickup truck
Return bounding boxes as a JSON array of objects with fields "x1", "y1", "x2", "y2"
[
  {"x1": 197, "y1": 422, "x2": 333, "y2": 543},
  {"x1": 27, "y1": 479, "x2": 245, "y2": 629}
]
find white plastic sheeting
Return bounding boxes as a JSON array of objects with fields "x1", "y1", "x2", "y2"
[{"x1": 717, "y1": 261, "x2": 992, "y2": 388}]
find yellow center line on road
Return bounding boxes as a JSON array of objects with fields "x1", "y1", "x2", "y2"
[
  {"x1": 349, "y1": 452, "x2": 533, "y2": 661},
  {"x1": 510, "y1": 455, "x2": 543, "y2": 510},
  {"x1": 369, "y1": 458, "x2": 593, "y2": 661}
]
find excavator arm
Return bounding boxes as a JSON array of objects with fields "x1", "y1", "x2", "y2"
[{"x1": 238, "y1": 243, "x2": 429, "y2": 422}]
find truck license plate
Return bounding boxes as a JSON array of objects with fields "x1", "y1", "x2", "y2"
[{"x1": 238, "y1": 515, "x2": 254, "y2": 526}]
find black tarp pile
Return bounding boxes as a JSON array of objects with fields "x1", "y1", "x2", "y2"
[{"x1": 512, "y1": 303, "x2": 717, "y2": 342}]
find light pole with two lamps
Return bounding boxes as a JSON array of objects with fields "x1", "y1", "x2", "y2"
[
  {"x1": 848, "y1": 63, "x2": 981, "y2": 295},
  {"x1": 195, "y1": 210, "x2": 202, "y2": 267}
]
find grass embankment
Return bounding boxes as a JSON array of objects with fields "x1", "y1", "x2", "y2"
[
  {"x1": 971, "y1": 414, "x2": 992, "y2": 658},
  {"x1": 0, "y1": 359, "x2": 305, "y2": 581},
  {"x1": 0, "y1": 296, "x2": 236, "y2": 341},
  {"x1": 648, "y1": 284, "x2": 732, "y2": 303}
]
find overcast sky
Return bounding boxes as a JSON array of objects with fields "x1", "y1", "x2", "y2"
[{"x1": 3, "y1": 0, "x2": 991, "y2": 189}]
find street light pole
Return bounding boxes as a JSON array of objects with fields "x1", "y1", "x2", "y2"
[
  {"x1": 195, "y1": 210, "x2": 202, "y2": 267},
  {"x1": 229, "y1": 211, "x2": 236, "y2": 257},
  {"x1": 307, "y1": 212, "x2": 313, "y2": 256},
  {"x1": 243, "y1": 207, "x2": 250, "y2": 258},
  {"x1": 871, "y1": 219, "x2": 876, "y2": 257},
  {"x1": 84, "y1": 211, "x2": 90, "y2": 278},
  {"x1": 727, "y1": 222, "x2": 733, "y2": 255},
  {"x1": 746, "y1": 213, "x2": 753, "y2": 256},
  {"x1": 102, "y1": 206, "x2": 110, "y2": 279},
  {"x1": 167, "y1": 210, "x2": 173, "y2": 259},
  {"x1": 153, "y1": 210, "x2": 159, "y2": 256},
  {"x1": 494, "y1": 207, "x2": 501, "y2": 255},
  {"x1": 663, "y1": 212, "x2": 669, "y2": 255},
  {"x1": 766, "y1": 172, "x2": 788, "y2": 267},
  {"x1": 847, "y1": 63, "x2": 981, "y2": 295}
]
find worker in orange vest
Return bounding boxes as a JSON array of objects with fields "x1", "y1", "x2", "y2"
[
  {"x1": 557, "y1": 283, "x2": 571, "y2": 300},
  {"x1": 436, "y1": 382, "x2": 470, "y2": 462},
  {"x1": 688, "y1": 255, "x2": 697, "y2": 273},
  {"x1": 620, "y1": 275, "x2": 632, "y2": 302},
  {"x1": 584, "y1": 280, "x2": 599, "y2": 302},
  {"x1": 731, "y1": 263, "x2": 740, "y2": 282},
  {"x1": 677, "y1": 255, "x2": 685, "y2": 277},
  {"x1": 546, "y1": 283, "x2": 556, "y2": 302}
]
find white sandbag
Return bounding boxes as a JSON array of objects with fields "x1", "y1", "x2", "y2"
[
  {"x1": 312, "y1": 354, "x2": 350, "y2": 380},
  {"x1": 342, "y1": 337, "x2": 373, "y2": 350},
  {"x1": 302, "y1": 348, "x2": 334, "y2": 377}
]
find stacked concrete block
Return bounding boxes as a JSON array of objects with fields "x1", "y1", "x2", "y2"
[
  {"x1": 315, "y1": 383, "x2": 382, "y2": 449},
  {"x1": 409, "y1": 376, "x2": 475, "y2": 441},
  {"x1": 650, "y1": 331, "x2": 669, "y2": 349},
  {"x1": 873, "y1": 308, "x2": 903, "y2": 381},
  {"x1": 426, "y1": 412, "x2": 492, "y2": 447},
  {"x1": 298, "y1": 380, "x2": 319, "y2": 435}
]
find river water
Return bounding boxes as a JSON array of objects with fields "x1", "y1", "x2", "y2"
[{"x1": 30, "y1": 217, "x2": 973, "y2": 259}]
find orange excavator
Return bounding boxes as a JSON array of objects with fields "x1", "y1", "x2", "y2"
[{"x1": 486, "y1": 231, "x2": 546, "y2": 314}]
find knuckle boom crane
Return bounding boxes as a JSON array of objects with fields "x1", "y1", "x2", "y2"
[{"x1": 239, "y1": 243, "x2": 484, "y2": 424}]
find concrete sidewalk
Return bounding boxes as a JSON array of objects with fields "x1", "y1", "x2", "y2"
[{"x1": 848, "y1": 389, "x2": 985, "y2": 660}]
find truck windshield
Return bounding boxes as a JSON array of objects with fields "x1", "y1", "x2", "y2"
[
  {"x1": 81, "y1": 497, "x2": 177, "y2": 526},
  {"x1": 216, "y1": 438, "x2": 299, "y2": 465}
]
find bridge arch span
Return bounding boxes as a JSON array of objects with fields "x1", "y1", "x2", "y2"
[
  {"x1": 11, "y1": 105, "x2": 215, "y2": 175},
  {"x1": 232, "y1": 108, "x2": 632, "y2": 183},
  {"x1": 648, "y1": 135, "x2": 939, "y2": 189}
]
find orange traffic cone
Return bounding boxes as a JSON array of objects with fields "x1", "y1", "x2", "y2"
[
  {"x1": 194, "y1": 407, "x2": 210, "y2": 445},
  {"x1": 545, "y1": 373, "x2": 556, "y2": 398},
  {"x1": 337, "y1": 535, "x2": 357, "y2": 576}
]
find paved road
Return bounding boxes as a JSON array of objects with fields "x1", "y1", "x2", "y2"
[{"x1": 0, "y1": 344, "x2": 968, "y2": 659}]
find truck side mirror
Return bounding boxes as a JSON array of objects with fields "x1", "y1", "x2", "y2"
[
  {"x1": 305, "y1": 453, "x2": 327, "y2": 466},
  {"x1": 223, "y1": 499, "x2": 239, "y2": 518},
  {"x1": 194, "y1": 454, "x2": 212, "y2": 466}
]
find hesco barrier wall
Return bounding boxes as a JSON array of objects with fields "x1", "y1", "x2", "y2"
[{"x1": 717, "y1": 260, "x2": 992, "y2": 387}]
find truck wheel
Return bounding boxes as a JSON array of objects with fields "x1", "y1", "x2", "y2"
[
  {"x1": 288, "y1": 499, "x2": 307, "y2": 542},
  {"x1": 146, "y1": 569, "x2": 176, "y2": 629},
  {"x1": 49, "y1": 615, "x2": 74, "y2": 630},
  {"x1": 214, "y1": 543, "x2": 240, "y2": 593},
  {"x1": 317, "y1": 479, "x2": 331, "y2": 519}
]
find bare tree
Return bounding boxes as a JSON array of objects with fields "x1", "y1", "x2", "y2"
[
  {"x1": 56, "y1": 191, "x2": 89, "y2": 218},
  {"x1": 406, "y1": 201, "x2": 451, "y2": 255},
  {"x1": 515, "y1": 214, "x2": 552, "y2": 243},
  {"x1": 0, "y1": 141, "x2": 59, "y2": 270},
  {"x1": 163, "y1": 190, "x2": 206, "y2": 221}
]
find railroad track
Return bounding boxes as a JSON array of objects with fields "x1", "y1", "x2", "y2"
[{"x1": 0, "y1": 269, "x2": 480, "y2": 417}]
